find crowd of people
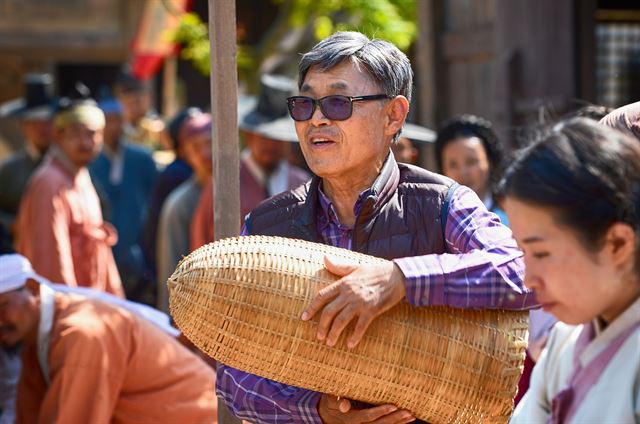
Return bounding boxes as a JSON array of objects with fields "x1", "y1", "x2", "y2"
[{"x1": 0, "y1": 30, "x2": 638, "y2": 423}]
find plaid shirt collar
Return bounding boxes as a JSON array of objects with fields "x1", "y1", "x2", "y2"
[{"x1": 316, "y1": 181, "x2": 371, "y2": 232}]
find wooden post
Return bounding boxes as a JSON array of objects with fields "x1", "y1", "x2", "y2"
[
  {"x1": 208, "y1": 1, "x2": 241, "y2": 423},
  {"x1": 209, "y1": 0, "x2": 240, "y2": 240},
  {"x1": 162, "y1": 55, "x2": 178, "y2": 118},
  {"x1": 415, "y1": 0, "x2": 439, "y2": 172}
]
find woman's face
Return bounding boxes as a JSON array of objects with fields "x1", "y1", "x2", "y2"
[
  {"x1": 505, "y1": 197, "x2": 637, "y2": 325},
  {"x1": 441, "y1": 137, "x2": 490, "y2": 200}
]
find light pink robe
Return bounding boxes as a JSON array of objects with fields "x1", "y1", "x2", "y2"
[{"x1": 16, "y1": 154, "x2": 124, "y2": 297}]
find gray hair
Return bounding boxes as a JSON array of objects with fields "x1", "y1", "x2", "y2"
[{"x1": 298, "y1": 31, "x2": 413, "y2": 103}]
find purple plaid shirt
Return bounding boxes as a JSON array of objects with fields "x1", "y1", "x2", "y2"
[{"x1": 217, "y1": 184, "x2": 536, "y2": 423}]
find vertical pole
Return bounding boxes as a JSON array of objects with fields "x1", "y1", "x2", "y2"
[
  {"x1": 208, "y1": 1, "x2": 241, "y2": 423},
  {"x1": 415, "y1": 0, "x2": 439, "y2": 172},
  {"x1": 162, "y1": 55, "x2": 178, "y2": 119},
  {"x1": 209, "y1": 0, "x2": 240, "y2": 240}
]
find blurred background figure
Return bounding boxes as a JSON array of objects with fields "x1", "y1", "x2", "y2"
[
  {"x1": 391, "y1": 122, "x2": 436, "y2": 165},
  {"x1": 89, "y1": 95, "x2": 159, "y2": 303},
  {"x1": 238, "y1": 74, "x2": 310, "y2": 221},
  {"x1": 435, "y1": 114, "x2": 507, "y2": 223},
  {"x1": 156, "y1": 111, "x2": 212, "y2": 312},
  {"x1": 112, "y1": 71, "x2": 169, "y2": 151},
  {"x1": 15, "y1": 84, "x2": 123, "y2": 297},
  {"x1": 139, "y1": 107, "x2": 198, "y2": 290},
  {"x1": 0, "y1": 74, "x2": 55, "y2": 248},
  {"x1": 188, "y1": 74, "x2": 311, "y2": 252}
]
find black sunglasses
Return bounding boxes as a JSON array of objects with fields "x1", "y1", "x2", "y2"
[{"x1": 286, "y1": 94, "x2": 390, "y2": 121}]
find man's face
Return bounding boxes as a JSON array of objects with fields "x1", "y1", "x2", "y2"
[
  {"x1": 0, "y1": 287, "x2": 38, "y2": 348},
  {"x1": 103, "y1": 112, "x2": 124, "y2": 150},
  {"x1": 55, "y1": 122, "x2": 104, "y2": 168},
  {"x1": 117, "y1": 90, "x2": 151, "y2": 124},
  {"x1": 244, "y1": 131, "x2": 290, "y2": 174},
  {"x1": 183, "y1": 131, "x2": 213, "y2": 179},
  {"x1": 21, "y1": 118, "x2": 53, "y2": 155},
  {"x1": 294, "y1": 61, "x2": 394, "y2": 185}
]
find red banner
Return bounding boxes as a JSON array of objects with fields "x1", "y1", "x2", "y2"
[{"x1": 131, "y1": 0, "x2": 191, "y2": 80}]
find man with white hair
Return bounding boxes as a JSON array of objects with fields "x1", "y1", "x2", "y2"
[{"x1": 0, "y1": 253, "x2": 218, "y2": 423}]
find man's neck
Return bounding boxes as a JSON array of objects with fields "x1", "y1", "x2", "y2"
[
  {"x1": 104, "y1": 138, "x2": 121, "y2": 155},
  {"x1": 320, "y1": 154, "x2": 386, "y2": 227},
  {"x1": 322, "y1": 176, "x2": 375, "y2": 227},
  {"x1": 50, "y1": 146, "x2": 82, "y2": 175},
  {"x1": 23, "y1": 300, "x2": 41, "y2": 348}
]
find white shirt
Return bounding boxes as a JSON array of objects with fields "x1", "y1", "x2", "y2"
[{"x1": 511, "y1": 296, "x2": 640, "y2": 423}]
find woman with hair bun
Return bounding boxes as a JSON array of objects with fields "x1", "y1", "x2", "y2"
[
  {"x1": 505, "y1": 118, "x2": 640, "y2": 422},
  {"x1": 435, "y1": 114, "x2": 507, "y2": 223}
]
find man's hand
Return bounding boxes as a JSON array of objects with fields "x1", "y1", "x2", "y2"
[
  {"x1": 301, "y1": 256, "x2": 406, "y2": 348},
  {"x1": 318, "y1": 395, "x2": 414, "y2": 424}
]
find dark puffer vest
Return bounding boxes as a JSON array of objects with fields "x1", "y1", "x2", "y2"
[{"x1": 246, "y1": 154, "x2": 457, "y2": 260}]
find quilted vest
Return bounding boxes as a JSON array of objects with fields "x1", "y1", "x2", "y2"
[{"x1": 246, "y1": 154, "x2": 457, "y2": 259}]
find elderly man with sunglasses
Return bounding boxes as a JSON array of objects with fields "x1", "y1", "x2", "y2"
[{"x1": 217, "y1": 31, "x2": 536, "y2": 424}]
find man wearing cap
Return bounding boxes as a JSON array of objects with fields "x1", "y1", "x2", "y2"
[
  {"x1": 0, "y1": 253, "x2": 217, "y2": 423},
  {"x1": 14, "y1": 91, "x2": 124, "y2": 297},
  {"x1": 0, "y1": 74, "x2": 55, "y2": 247},
  {"x1": 156, "y1": 111, "x2": 213, "y2": 312},
  {"x1": 89, "y1": 97, "x2": 158, "y2": 302},
  {"x1": 217, "y1": 32, "x2": 536, "y2": 423}
]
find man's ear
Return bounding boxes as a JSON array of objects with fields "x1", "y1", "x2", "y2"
[
  {"x1": 384, "y1": 96, "x2": 409, "y2": 138},
  {"x1": 603, "y1": 222, "x2": 636, "y2": 270}
]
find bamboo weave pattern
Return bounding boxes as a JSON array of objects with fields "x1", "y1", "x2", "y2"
[{"x1": 168, "y1": 236, "x2": 528, "y2": 423}]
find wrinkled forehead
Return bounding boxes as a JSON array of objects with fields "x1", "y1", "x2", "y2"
[{"x1": 300, "y1": 60, "x2": 379, "y2": 95}]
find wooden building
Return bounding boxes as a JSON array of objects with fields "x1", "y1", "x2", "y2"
[{"x1": 415, "y1": 0, "x2": 640, "y2": 162}]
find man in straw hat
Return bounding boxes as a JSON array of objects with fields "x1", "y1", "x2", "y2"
[
  {"x1": 238, "y1": 73, "x2": 311, "y2": 220},
  {"x1": 0, "y1": 74, "x2": 55, "y2": 247},
  {"x1": 0, "y1": 253, "x2": 217, "y2": 423},
  {"x1": 14, "y1": 85, "x2": 124, "y2": 297},
  {"x1": 217, "y1": 31, "x2": 537, "y2": 423}
]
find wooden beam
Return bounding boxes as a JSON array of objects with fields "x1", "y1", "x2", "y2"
[
  {"x1": 209, "y1": 0, "x2": 240, "y2": 240},
  {"x1": 208, "y1": 1, "x2": 241, "y2": 423}
]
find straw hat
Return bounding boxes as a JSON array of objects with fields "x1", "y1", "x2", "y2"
[
  {"x1": 238, "y1": 74, "x2": 299, "y2": 143},
  {"x1": 168, "y1": 236, "x2": 528, "y2": 422}
]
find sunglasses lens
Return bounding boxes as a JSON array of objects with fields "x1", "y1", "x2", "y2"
[
  {"x1": 288, "y1": 97, "x2": 314, "y2": 121},
  {"x1": 321, "y1": 96, "x2": 352, "y2": 120}
]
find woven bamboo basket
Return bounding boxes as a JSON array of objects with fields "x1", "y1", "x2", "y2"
[{"x1": 168, "y1": 236, "x2": 528, "y2": 423}]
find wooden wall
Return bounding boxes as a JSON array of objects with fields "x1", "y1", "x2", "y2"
[{"x1": 415, "y1": 0, "x2": 578, "y2": 149}]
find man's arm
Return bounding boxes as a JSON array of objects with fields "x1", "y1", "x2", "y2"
[
  {"x1": 216, "y1": 364, "x2": 323, "y2": 423},
  {"x1": 38, "y1": 327, "x2": 125, "y2": 424},
  {"x1": 302, "y1": 185, "x2": 537, "y2": 348},
  {"x1": 218, "y1": 222, "x2": 410, "y2": 423},
  {"x1": 396, "y1": 185, "x2": 536, "y2": 309},
  {"x1": 18, "y1": 182, "x2": 77, "y2": 286}
]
